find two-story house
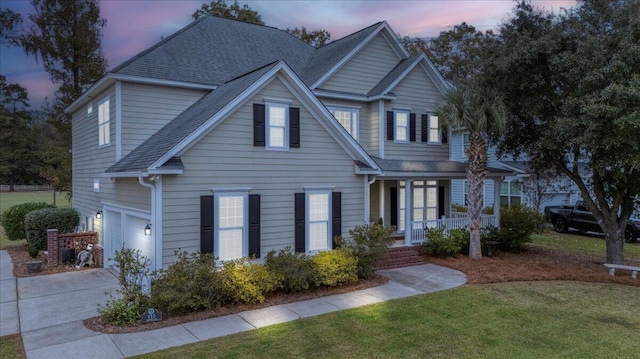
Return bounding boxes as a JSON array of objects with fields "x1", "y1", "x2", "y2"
[{"x1": 68, "y1": 15, "x2": 511, "y2": 271}]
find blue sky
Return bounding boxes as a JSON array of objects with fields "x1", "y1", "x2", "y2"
[{"x1": 0, "y1": 0, "x2": 575, "y2": 109}]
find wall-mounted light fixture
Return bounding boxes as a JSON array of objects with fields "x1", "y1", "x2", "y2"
[
  {"x1": 144, "y1": 223, "x2": 152, "y2": 236},
  {"x1": 96, "y1": 210, "x2": 103, "y2": 219}
]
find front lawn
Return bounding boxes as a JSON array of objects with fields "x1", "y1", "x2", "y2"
[
  {"x1": 0, "y1": 334, "x2": 25, "y2": 359},
  {"x1": 531, "y1": 230, "x2": 640, "y2": 259},
  {"x1": 134, "y1": 281, "x2": 639, "y2": 359}
]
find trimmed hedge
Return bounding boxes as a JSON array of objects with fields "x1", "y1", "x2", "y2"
[
  {"x1": 335, "y1": 224, "x2": 395, "y2": 279},
  {"x1": 24, "y1": 208, "x2": 79, "y2": 250},
  {"x1": 482, "y1": 205, "x2": 545, "y2": 252},
  {"x1": 265, "y1": 247, "x2": 315, "y2": 293},
  {"x1": 0, "y1": 202, "x2": 55, "y2": 241},
  {"x1": 311, "y1": 248, "x2": 358, "y2": 287}
]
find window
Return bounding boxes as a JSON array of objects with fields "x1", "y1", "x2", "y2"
[
  {"x1": 462, "y1": 132, "x2": 471, "y2": 154},
  {"x1": 398, "y1": 181, "x2": 437, "y2": 231},
  {"x1": 394, "y1": 111, "x2": 409, "y2": 142},
  {"x1": 308, "y1": 191, "x2": 330, "y2": 252},
  {"x1": 266, "y1": 103, "x2": 288, "y2": 150},
  {"x1": 500, "y1": 180, "x2": 522, "y2": 207},
  {"x1": 98, "y1": 97, "x2": 110, "y2": 146},
  {"x1": 216, "y1": 193, "x2": 247, "y2": 261},
  {"x1": 428, "y1": 115, "x2": 440, "y2": 143},
  {"x1": 329, "y1": 107, "x2": 358, "y2": 140}
]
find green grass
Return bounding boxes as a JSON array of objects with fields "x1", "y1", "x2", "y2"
[
  {"x1": 0, "y1": 334, "x2": 25, "y2": 359},
  {"x1": 133, "y1": 281, "x2": 639, "y2": 359},
  {"x1": 0, "y1": 191, "x2": 71, "y2": 249},
  {"x1": 531, "y1": 230, "x2": 640, "y2": 260}
]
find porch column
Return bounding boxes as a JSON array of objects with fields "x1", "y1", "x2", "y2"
[
  {"x1": 404, "y1": 180, "x2": 413, "y2": 245},
  {"x1": 378, "y1": 180, "x2": 385, "y2": 223},
  {"x1": 494, "y1": 177, "x2": 503, "y2": 228}
]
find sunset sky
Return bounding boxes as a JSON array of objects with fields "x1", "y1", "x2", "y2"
[{"x1": 1, "y1": 0, "x2": 576, "y2": 109}]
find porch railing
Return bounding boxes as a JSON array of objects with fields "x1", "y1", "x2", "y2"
[{"x1": 410, "y1": 215, "x2": 496, "y2": 244}]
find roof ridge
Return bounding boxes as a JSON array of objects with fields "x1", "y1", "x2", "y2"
[
  {"x1": 224, "y1": 60, "x2": 281, "y2": 83},
  {"x1": 322, "y1": 21, "x2": 384, "y2": 49}
]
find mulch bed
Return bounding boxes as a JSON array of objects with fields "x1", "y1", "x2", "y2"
[
  {"x1": 6, "y1": 242, "x2": 639, "y2": 335},
  {"x1": 6, "y1": 244, "x2": 81, "y2": 277}
]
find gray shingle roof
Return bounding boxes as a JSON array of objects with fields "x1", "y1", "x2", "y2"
[
  {"x1": 372, "y1": 157, "x2": 513, "y2": 177},
  {"x1": 112, "y1": 16, "x2": 315, "y2": 86},
  {"x1": 106, "y1": 62, "x2": 279, "y2": 173}
]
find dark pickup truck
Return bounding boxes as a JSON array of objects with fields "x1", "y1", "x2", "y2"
[{"x1": 544, "y1": 201, "x2": 640, "y2": 243}]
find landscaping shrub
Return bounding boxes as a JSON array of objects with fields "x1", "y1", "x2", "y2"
[
  {"x1": 335, "y1": 224, "x2": 395, "y2": 279},
  {"x1": 24, "y1": 208, "x2": 79, "y2": 250},
  {"x1": 219, "y1": 259, "x2": 279, "y2": 304},
  {"x1": 151, "y1": 251, "x2": 223, "y2": 316},
  {"x1": 451, "y1": 203, "x2": 467, "y2": 213},
  {"x1": 449, "y1": 228, "x2": 470, "y2": 255},
  {"x1": 27, "y1": 244, "x2": 39, "y2": 258},
  {"x1": 422, "y1": 226, "x2": 463, "y2": 257},
  {"x1": 311, "y1": 248, "x2": 358, "y2": 287},
  {"x1": 497, "y1": 204, "x2": 545, "y2": 251},
  {"x1": 265, "y1": 247, "x2": 314, "y2": 293},
  {"x1": 99, "y1": 248, "x2": 151, "y2": 326},
  {"x1": 0, "y1": 202, "x2": 54, "y2": 241}
]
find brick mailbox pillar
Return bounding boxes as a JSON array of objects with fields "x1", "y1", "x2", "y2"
[{"x1": 47, "y1": 229, "x2": 59, "y2": 267}]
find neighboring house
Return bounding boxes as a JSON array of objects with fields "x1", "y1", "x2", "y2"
[
  {"x1": 449, "y1": 130, "x2": 583, "y2": 212},
  {"x1": 68, "y1": 16, "x2": 512, "y2": 271}
]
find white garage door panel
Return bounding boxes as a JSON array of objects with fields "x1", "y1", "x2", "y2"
[{"x1": 128, "y1": 215, "x2": 155, "y2": 270}]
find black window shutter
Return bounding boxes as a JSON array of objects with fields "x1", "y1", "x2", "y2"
[
  {"x1": 442, "y1": 128, "x2": 448, "y2": 143},
  {"x1": 200, "y1": 195, "x2": 214, "y2": 254},
  {"x1": 390, "y1": 187, "x2": 398, "y2": 227},
  {"x1": 248, "y1": 194, "x2": 261, "y2": 258},
  {"x1": 294, "y1": 193, "x2": 306, "y2": 253},
  {"x1": 289, "y1": 107, "x2": 300, "y2": 148},
  {"x1": 331, "y1": 192, "x2": 342, "y2": 249},
  {"x1": 409, "y1": 113, "x2": 416, "y2": 142},
  {"x1": 386, "y1": 111, "x2": 394, "y2": 140},
  {"x1": 253, "y1": 104, "x2": 265, "y2": 147},
  {"x1": 421, "y1": 114, "x2": 428, "y2": 142}
]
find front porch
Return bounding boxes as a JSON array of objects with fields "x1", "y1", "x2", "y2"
[{"x1": 409, "y1": 214, "x2": 496, "y2": 245}]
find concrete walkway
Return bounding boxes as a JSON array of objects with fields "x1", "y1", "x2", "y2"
[{"x1": 0, "y1": 250, "x2": 466, "y2": 359}]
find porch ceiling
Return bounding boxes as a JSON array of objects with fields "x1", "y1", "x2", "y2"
[{"x1": 371, "y1": 157, "x2": 514, "y2": 179}]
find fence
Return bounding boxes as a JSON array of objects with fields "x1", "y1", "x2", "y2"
[
  {"x1": 410, "y1": 215, "x2": 496, "y2": 244},
  {"x1": 0, "y1": 184, "x2": 52, "y2": 191}
]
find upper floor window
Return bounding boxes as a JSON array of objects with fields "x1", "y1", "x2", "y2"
[
  {"x1": 266, "y1": 103, "x2": 288, "y2": 150},
  {"x1": 394, "y1": 111, "x2": 409, "y2": 143},
  {"x1": 98, "y1": 96, "x2": 110, "y2": 146},
  {"x1": 428, "y1": 115, "x2": 440, "y2": 144},
  {"x1": 329, "y1": 107, "x2": 358, "y2": 141},
  {"x1": 462, "y1": 131, "x2": 471, "y2": 154}
]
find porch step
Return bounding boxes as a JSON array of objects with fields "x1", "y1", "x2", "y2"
[{"x1": 376, "y1": 245, "x2": 426, "y2": 270}]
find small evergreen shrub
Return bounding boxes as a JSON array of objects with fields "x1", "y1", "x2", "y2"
[
  {"x1": 27, "y1": 244, "x2": 39, "y2": 258},
  {"x1": 24, "y1": 208, "x2": 79, "y2": 250},
  {"x1": 265, "y1": 247, "x2": 314, "y2": 293},
  {"x1": 219, "y1": 259, "x2": 279, "y2": 304},
  {"x1": 0, "y1": 202, "x2": 54, "y2": 241},
  {"x1": 496, "y1": 204, "x2": 545, "y2": 251},
  {"x1": 449, "y1": 228, "x2": 470, "y2": 255},
  {"x1": 99, "y1": 248, "x2": 151, "y2": 326},
  {"x1": 422, "y1": 226, "x2": 463, "y2": 257},
  {"x1": 311, "y1": 248, "x2": 358, "y2": 287},
  {"x1": 335, "y1": 224, "x2": 395, "y2": 279},
  {"x1": 151, "y1": 251, "x2": 223, "y2": 316}
]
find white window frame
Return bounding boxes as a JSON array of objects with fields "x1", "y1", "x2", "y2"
[
  {"x1": 328, "y1": 106, "x2": 359, "y2": 141},
  {"x1": 98, "y1": 96, "x2": 110, "y2": 146},
  {"x1": 500, "y1": 180, "x2": 522, "y2": 207},
  {"x1": 462, "y1": 131, "x2": 471, "y2": 155},
  {"x1": 214, "y1": 192, "x2": 248, "y2": 261},
  {"x1": 428, "y1": 115, "x2": 440, "y2": 144},
  {"x1": 266, "y1": 102, "x2": 289, "y2": 150},
  {"x1": 394, "y1": 111, "x2": 409, "y2": 143},
  {"x1": 306, "y1": 190, "x2": 332, "y2": 253},
  {"x1": 399, "y1": 181, "x2": 437, "y2": 232}
]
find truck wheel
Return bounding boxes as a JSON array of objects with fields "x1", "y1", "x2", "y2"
[
  {"x1": 625, "y1": 228, "x2": 637, "y2": 243},
  {"x1": 553, "y1": 218, "x2": 568, "y2": 233}
]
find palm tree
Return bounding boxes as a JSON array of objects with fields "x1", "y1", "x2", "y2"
[{"x1": 434, "y1": 85, "x2": 507, "y2": 260}]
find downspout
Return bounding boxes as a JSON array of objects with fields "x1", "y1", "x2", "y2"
[
  {"x1": 364, "y1": 176, "x2": 377, "y2": 224},
  {"x1": 138, "y1": 175, "x2": 156, "y2": 267}
]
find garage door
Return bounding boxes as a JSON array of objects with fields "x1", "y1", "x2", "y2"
[
  {"x1": 104, "y1": 207, "x2": 154, "y2": 274},
  {"x1": 104, "y1": 209, "x2": 123, "y2": 268}
]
